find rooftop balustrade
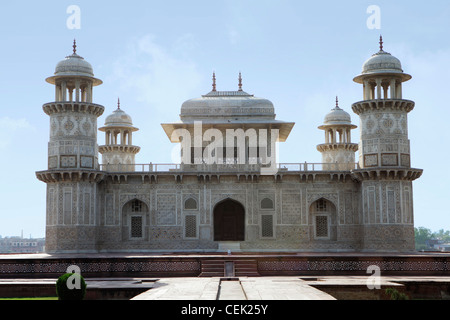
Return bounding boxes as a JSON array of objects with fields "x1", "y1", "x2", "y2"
[{"x1": 98, "y1": 162, "x2": 359, "y2": 173}]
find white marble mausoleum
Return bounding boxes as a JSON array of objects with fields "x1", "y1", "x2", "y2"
[{"x1": 36, "y1": 38, "x2": 422, "y2": 253}]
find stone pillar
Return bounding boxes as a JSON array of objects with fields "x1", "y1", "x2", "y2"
[
  {"x1": 376, "y1": 79, "x2": 382, "y2": 99},
  {"x1": 55, "y1": 84, "x2": 60, "y2": 101},
  {"x1": 121, "y1": 130, "x2": 125, "y2": 145},
  {"x1": 383, "y1": 84, "x2": 389, "y2": 99},
  {"x1": 61, "y1": 81, "x2": 67, "y2": 101},
  {"x1": 363, "y1": 80, "x2": 370, "y2": 100},
  {"x1": 81, "y1": 87, "x2": 86, "y2": 102},
  {"x1": 390, "y1": 79, "x2": 396, "y2": 99},
  {"x1": 87, "y1": 82, "x2": 92, "y2": 103},
  {"x1": 75, "y1": 80, "x2": 80, "y2": 102},
  {"x1": 397, "y1": 83, "x2": 402, "y2": 99}
]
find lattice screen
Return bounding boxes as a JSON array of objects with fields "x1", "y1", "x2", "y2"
[
  {"x1": 315, "y1": 215, "x2": 328, "y2": 238},
  {"x1": 131, "y1": 200, "x2": 143, "y2": 213},
  {"x1": 185, "y1": 215, "x2": 197, "y2": 238},
  {"x1": 316, "y1": 199, "x2": 327, "y2": 211},
  {"x1": 184, "y1": 198, "x2": 198, "y2": 210},
  {"x1": 131, "y1": 216, "x2": 143, "y2": 238},
  {"x1": 261, "y1": 215, "x2": 274, "y2": 238}
]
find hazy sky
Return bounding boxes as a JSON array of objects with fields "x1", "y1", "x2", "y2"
[{"x1": 0, "y1": 0, "x2": 449, "y2": 238}]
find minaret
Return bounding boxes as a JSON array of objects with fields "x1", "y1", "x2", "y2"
[
  {"x1": 317, "y1": 97, "x2": 358, "y2": 171},
  {"x1": 36, "y1": 41, "x2": 105, "y2": 253},
  {"x1": 99, "y1": 99, "x2": 140, "y2": 172},
  {"x1": 352, "y1": 37, "x2": 423, "y2": 252}
]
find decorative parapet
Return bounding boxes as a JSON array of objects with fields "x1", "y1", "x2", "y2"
[
  {"x1": 98, "y1": 145, "x2": 141, "y2": 154},
  {"x1": 98, "y1": 162, "x2": 359, "y2": 174},
  {"x1": 43, "y1": 102, "x2": 105, "y2": 117},
  {"x1": 352, "y1": 99, "x2": 415, "y2": 115},
  {"x1": 94, "y1": 163, "x2": 359, "y2": 184},
  {"x1": 351, "y1": 167, "x2": 423, "y2": 182},
  {"x1": 36, "y1": 170, "x2": 105, "y2": 183},
  {"x1": 316, "y1": 143, "x2": 359, "y2": 152}
]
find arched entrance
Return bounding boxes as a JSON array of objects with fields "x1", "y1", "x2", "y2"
[
  {"x1": 121, "y1": 199, "x2": 149, "y2": 241},
  {"x1": 309, "y1": 198, "x2": 337, "y2": 241},
  {"x1": 214, "y1": 199, "x2": 245, "y2": 241}
]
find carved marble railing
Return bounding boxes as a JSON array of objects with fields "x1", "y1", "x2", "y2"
[{"x1": 99, "y1": 162, "x2": 359, "y2": 173}]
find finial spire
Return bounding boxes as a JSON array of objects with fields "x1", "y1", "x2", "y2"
[
  {"x1": 379, "y1": 35, "x2": 383, "y2": 51},
  {"x1": 212, "y1": 72, "x2": 217, "y2": 92},
  {"x1": 238, "y1": 72, "x2": 243, "y2": 91},
  {"x1": 336, "y1": 96, "x2": 339, "y2": 108},
  {"x1": 73, "y1": 39, "x2": 77, "y2": 54},
  {"x1": 117, "y1": 97, "x2": 121, "y2": 110}
]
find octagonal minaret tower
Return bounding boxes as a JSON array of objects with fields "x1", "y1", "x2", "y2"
[
  {"x1": 351, "y1": 37, "x2": 422, "y2": 252},
  {"x1": 43, "y1": 40, "x2": 104, "y2": 172},
  {"x1": 317, "y1": 97, "x2": 358, "y2": 171},
  {"x1": 99, "y1": 99, "x2": 140, "y2": 172},
  {"x1": 36, "y1": 41, "x2": 105, "y2": 253}
]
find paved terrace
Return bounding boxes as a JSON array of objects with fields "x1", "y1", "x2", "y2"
[
  {"x1": 0, "y1": 252, "x2": 450, "y2": 300},
  {"x1": 131, "y1": 277, "x2": 336, "y2": 300},
  {"x1": 2, "y1": 275, "x2": 450, "y2": 300}
]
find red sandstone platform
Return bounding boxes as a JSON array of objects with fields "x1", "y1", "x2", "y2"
[{"x1": 0, "y1": 251, "x2": 449, "y2": 279}]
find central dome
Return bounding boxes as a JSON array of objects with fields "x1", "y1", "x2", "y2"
[
  {"x1": 180, "y1": 90, "x2": 275, "y2": 121},
  {"x1": 162, "y1": 74, "x2": 295, "y2": 143}
]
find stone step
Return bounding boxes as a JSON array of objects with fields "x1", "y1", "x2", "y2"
[
  {"x1": 235, "y1": 260, "x2": 259, "y2": 277},
  {"x1": 199, "y1": 260, "x2": 225, "y2": 277},
  {"x1": 199, "y1": 259, "x2": 260, "y2": 277}
]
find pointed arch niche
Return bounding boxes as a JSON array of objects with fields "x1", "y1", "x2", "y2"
[
  {"x1": 213, "y1": 199, "x2": 245, "y2": 242},
  {"x1": 121, "y1": 199, "x2": 149, "y2": 241},
  {"x1": 309, "y1": 198, "x2": 337, "y2": 241}
]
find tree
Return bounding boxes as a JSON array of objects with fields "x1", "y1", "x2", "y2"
[
  {"x1": 415, "y1": 227, "x2": 433, "y2": 250},
  {"x1": 433, "y1": 229, "x2": 450, "y2": 242}
]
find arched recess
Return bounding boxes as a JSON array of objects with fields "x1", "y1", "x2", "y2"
[
  {"x1": 260, "y1": 197, "x2": 274, "y2": 210},
  {"x1": 122, "y1": 199, "x2": 149, "y2": 241},
  {"x1": 184, "y1": 197, "x2": 198, "y2": 210},
  {"x1": 309, "y1": 198, "x2": 337, "y2": 241},
  {"x1": 213, "y1": 198, "x2": 245, "y2": 241}
]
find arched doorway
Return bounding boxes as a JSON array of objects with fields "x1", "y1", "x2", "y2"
[
  {"x1": 309, "y1": 198, "x2": 337, "y2": 241},
  {"x1": 121, "y1": 199, "x2": 149, "y2": 241},
  {"x1": 214, "y1": 199, "x2": 245, "y2": 241}
]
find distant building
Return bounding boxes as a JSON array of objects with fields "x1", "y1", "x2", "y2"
[
  {"x1": 0, "y1": 237, "x2": 45, "y2": 253},
  {"x1": 425, "y1": 239, "x2": 441, "y2": 249}
]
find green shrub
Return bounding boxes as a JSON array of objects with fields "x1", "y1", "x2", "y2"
[
  {"x1": 55, "y1": 273, "x2": 87, "y2": 300},
  {"x1": 385, "y1": 288, "x2": 409, "y2": 300}
]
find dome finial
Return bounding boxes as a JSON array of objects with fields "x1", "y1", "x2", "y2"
[
  {"x1": 212, "y1": 71, "x2": 217, "y2": 92},
  {"x1": 238, "y1": 72, "x2": 243, "y2": 91},
  {"x1": 117, "y1": 97, "x2": 121, "y2": 110},
  {"x1": 379, "y1": 35, "x2": 383, "y2": 51},
  {"x1": 73, "y1": 39, "x2": 77, "y2": 54},
  {"x1": 336, "y1": 96, "x2": 339, "y2": 108}
]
